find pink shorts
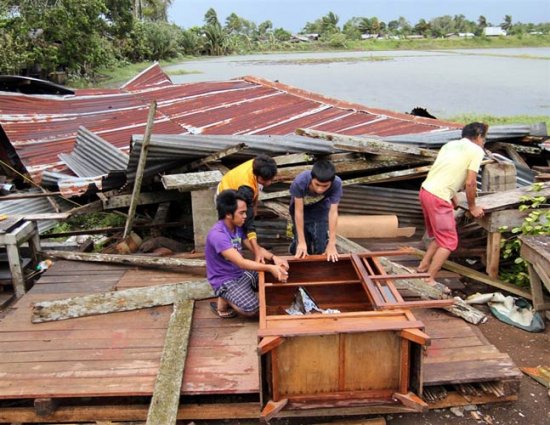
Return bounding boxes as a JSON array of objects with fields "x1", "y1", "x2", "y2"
[{"x1": 419, "y1": 188, "x2": 458, "y2": 251}]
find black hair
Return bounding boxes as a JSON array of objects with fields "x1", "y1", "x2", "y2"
[
  {"x1": 252, "y1": 154, "x2": 277, "y2": 180},
  {"x1": 462, "y1": 122, "x2": 489, "y2": 140},
  {"x1": 311, "y1": 159, "x2": 336, "y2": 183},
  {"x1": 216, "y1": 190, "x2": 247, "y2": 220}
]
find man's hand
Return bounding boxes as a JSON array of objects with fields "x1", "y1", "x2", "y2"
[
  {"x1": 254, "y1": 252, "x2": 266, "y2": 263},
  {"x1": 270, "y1": 264, "x2": 289, "y2": 282},
  {"x1": 273, "y1": 255, "x2": 289, "y2": 272},
  {"x1": 469, "y1": 206, "x2": 484, "y2": 218},
  {"x1": 295, "y1": 241, "x2": 309, "y2": 259},
  {"x1": 324, "y1": 242, "x2": 339, "y2": 262}
]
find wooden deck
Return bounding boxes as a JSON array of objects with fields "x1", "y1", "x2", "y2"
[{"x1": 0, "y1": 260, "x2": 521, "y2": 422}]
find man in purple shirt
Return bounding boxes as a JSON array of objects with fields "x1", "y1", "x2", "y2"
[
  {"x1": 206, "y1": 190, "x2": 289, "y2": 318},
  {"x1": 289, "y1": 160, "x2": 343, "y2": 262}
]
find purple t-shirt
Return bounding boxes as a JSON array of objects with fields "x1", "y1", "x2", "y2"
[
  {"x1": 205, "y1": 220, "x2": 247, "y2": 290},
  {"x1": 289, "y1": 171, "x2": 343, "y2": 222}
]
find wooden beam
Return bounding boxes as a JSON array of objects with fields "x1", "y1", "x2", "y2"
[
  {"x1": 124, "y1": 101, "x2": 156, "y2": 239},
  {"x1": 296, "y1": 128, "x2": 438, "y2": 159},
  {"x1": 178, "y1": 143, "x2": 247, "y2": 173},
  {"x1": 161, "y1": 170, "x2": 223, "y2": 191},
  {"x1": 31, "y1": 280, "x2": 213, "y2": 323},
  {"x1": 261, "y1": 166, "x2": 432, "y2": 201},
  {"x1": 273, "y1": 152, "x2": 313, "y2": 166},
  {"x1": 400, "y1": 328, "x2": 431, "y2": 346},
  {"x1": 392, "y1": 392, "x2": 428, "y2": 412},
  {"x1": 40, "y1": 250, "x2": 205, "y2": 269},
  {"x1": 260, "y1": 399, "x2": 288, "y2": 421},
  {"x1": 410, "y1": 247, "x2": 534, "y2": 300},
  {"x1": 102, "y1": 190, "x2": 182, "y2": 210},
  {"x1": 146, "y1": 300, "x2": 194, "y2": 425},
  {"x1": 0, "y1": 403, "x2": 260, "y2": 422},
  {"x1": 257, "y1": 336, "x2": 285, "y2": 355}
]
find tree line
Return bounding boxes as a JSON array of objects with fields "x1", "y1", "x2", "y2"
[{"x1": 1, "y1": 1, "x2": 549, "y2": 81}]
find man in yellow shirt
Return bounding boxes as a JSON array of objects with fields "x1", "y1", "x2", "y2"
[
  {"x1": 418, "y1": 122, "x2": 487, "y2": 290},
  {"x1": 218, "y1": 154, "x2": 278, "y2": 262}
]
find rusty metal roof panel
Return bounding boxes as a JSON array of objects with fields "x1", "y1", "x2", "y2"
[
  {"x1": 120, "y1": 62, "x2": 173, "y2": 90},
  {"x1": 0, "y1": 64, "x2": 461, "y2": 185}
]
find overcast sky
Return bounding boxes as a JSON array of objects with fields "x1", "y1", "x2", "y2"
[{"x1": 168, "y1": 0, "x2": 550, "y2": 32}]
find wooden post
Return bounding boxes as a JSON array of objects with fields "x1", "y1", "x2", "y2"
[
  {"x1": 123, "y1": 101, "x2": 157, "y2": 239},
  {"x1": 192, "y1": 188, "x2": 219, "y2": 251},
  {"x1": 486, "y1": 231, "x2": 502, "y2": 279}
]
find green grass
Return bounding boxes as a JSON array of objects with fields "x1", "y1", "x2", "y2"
[
  {"x1": 444, "y1": 114, "x2": 550, "y2": 130},
  {"x1": 242, "y1": 55, "x2": 392, "y2": 65}
]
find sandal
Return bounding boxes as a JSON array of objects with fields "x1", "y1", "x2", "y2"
[{"x1": 209, "y1": 301, "x2": 237, "y2": 319}]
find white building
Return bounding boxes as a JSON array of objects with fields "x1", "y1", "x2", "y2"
[{"x1": 483, "y1": 27, "x2": 507, "y2": 37}]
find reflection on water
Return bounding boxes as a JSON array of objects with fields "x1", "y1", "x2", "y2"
[{"x1": 168, "y1": 48, "x2": 550, "y2": 117}]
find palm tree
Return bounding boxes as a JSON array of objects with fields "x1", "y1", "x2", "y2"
[{"x1": 501, "y1": 15, "x2": 513, "y2": 32}]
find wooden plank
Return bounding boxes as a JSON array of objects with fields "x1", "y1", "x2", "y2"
[
  {"x1": 273, "y1": 152, "x2": 313, "y2": 166},
  {"x1": 259, "y1": 320, "x2": 425, "y2": 338},
  {"x1": 0, "y1": 402, "x2": 260, "y2": 422},
  {"x1": 31, "y1": 281, "x2": 213, "y2": 323},
  {"x1": 400, "y1": 328, "x2": 430, "y2": 346},
  {"x1": 40, "y1": 250, "x2": 206, "y2": 269},
  {"x1": 458, "y1": 181, "x2": 550, "y2": 212},
  {"x1": 392, "y1": 392, "x2": 428, "y2": 412},
  {"x1": 102, "y1": 190, "x2": 182, "y2": 210},
  {"x1": 178, "y1": 143, "x2": 247, "y2": 173},
  {"x1": 343, "y1": 332, "x2": 401, "y2": 392},
  {"x1": 274, "y1": 334, "x2": 340, "y2": 397},
  {"x1": 411, "y1": 247, "x2": 533, "y2": 300},
  {"x1": 426, "y1": 392, "x2": 517, "y2": 409},
  {"x1": 424, "y1": 359, "x2": 521, "y2": 385},
  {"x1": 257, "y1": 336, "x2": 284, "y2": 355},
  {"x1": 260, "y1": 398, "x2": 288, "y2": 421},
  {"x1": 477, "y1": 208, "x2": 531, "y2": 232},
  {"x1": 260, "y1": 166, "x2": 432, "y2": 201},
  {"x1": 296, "y1": 128, "x2": 437, "y2": 159},
  {"x1": 146, "y1": 300, "x2": 194, "y2": 425},
  {"x1": 161, "y1": 170, "x2": 223, "y2": 191}
]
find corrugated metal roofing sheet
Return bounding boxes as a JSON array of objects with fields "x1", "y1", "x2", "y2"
[{"x1": 0, "y1": 64, "x2": 460, "y2": 184}]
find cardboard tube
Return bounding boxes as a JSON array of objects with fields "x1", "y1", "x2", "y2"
[{"x1": 338, "y1": 215, "x2": 415, "y2": 238}]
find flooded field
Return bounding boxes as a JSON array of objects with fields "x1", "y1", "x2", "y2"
[{"x1": 167, "y1": 48, "x2": 550, "y2": 118}]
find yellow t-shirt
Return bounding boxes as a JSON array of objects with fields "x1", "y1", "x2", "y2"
[
  {"x1": 422, "y1": 138, "x2": 484, "y2": 202},
  {"x1": 218, "y1": 159, "x2": 259, "y2": 200},
  {"x1": 218, "y1": 159, "x2": 259, "y2": 239}
]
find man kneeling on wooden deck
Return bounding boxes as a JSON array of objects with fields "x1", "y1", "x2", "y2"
[{"x1": 206, "y1": 190, "x2": 289, "y2": 318}]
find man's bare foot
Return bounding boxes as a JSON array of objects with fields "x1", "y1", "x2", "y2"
[
  {"x1": 425, "y1": 278, "x2": 451, "y2": 294},
  {"x1": 417, "y1": 264, "x2": 429, "y2": 273}
]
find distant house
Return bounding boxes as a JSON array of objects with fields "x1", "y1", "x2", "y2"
[
  {"x1": 361, "y1": 33, "x2": 379, "y2": 40},
  {"x1": 483, "y1": 27, "x2": 507, "y2": 37},
  {"x1": 445, "y1": 32, "x2": 474, "y2": 39}
]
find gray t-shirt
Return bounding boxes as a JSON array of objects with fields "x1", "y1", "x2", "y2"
[{"x1": 289, "y1": 171, "x2": 343, "y2": 223}]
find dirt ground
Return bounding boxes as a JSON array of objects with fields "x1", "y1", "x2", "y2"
[{"x1": 191, "y1": 303, "x2": 549, "y2": 425}]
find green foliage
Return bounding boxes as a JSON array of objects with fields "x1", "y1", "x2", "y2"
[
  {"x1": 45, "y1": 212, "x2": 126, "y2": 237},
  {"x1": 499, "y1": 183, "x2": 550, "y2": 287},
  {"x1": 444, "y1": 114, "x2": 550, "y2": 132}
]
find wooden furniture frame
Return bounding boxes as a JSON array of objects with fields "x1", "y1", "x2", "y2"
[
  {"x1": 0, "y1": 219, "x2": 40, "y2": 298},
  {"x1": 257, "y1": 252, "x2": 446, "y2": 420},
  {"x1": 520, "y1": 235, "x2": 550, "y2": 311}
]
